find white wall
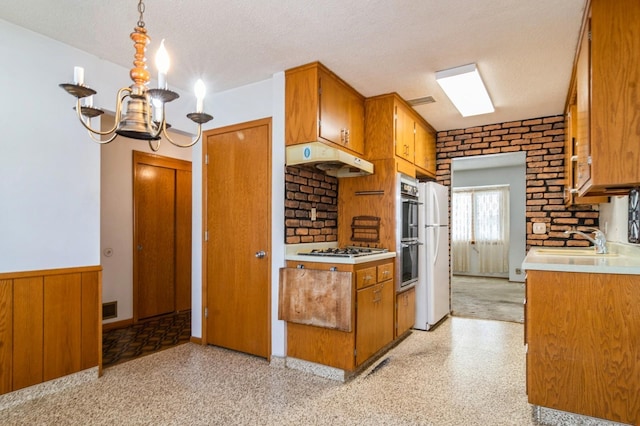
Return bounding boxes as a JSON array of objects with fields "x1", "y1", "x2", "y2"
[
  {"x1": 190, "y1": 74, "x2": 287, "y2": 357},
  {"x1": 0, "y1": 19, "x2": 102, "y2": 272},
  {"x1": 600, "y1": 195, "x2": 629, "y2": 244}
]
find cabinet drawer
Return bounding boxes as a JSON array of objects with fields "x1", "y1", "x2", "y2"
[
  {"x1": 356, "y1": 266, "x2": 377, "y2": 289},
  {"x1": 377, "y1": 263, "x2": 393, "y2": 282}
]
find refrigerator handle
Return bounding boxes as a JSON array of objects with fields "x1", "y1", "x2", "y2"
[
  {"x1": 432, "y1": 186, "x2": 441, "y2": 226},
  {"x1": 433, "y1": 226, "x2": 440, "y2": 264}
]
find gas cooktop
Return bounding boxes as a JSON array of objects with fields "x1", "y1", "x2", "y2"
[{"x1": 297, "y1": 246, "x2": 388, "y2": 258}]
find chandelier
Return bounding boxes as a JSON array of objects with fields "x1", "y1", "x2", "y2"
[{"x1": 59, "y1": 0, "x2": 213, "y2": 151}]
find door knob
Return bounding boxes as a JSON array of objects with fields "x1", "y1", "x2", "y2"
[
  {"x1": 137, "y1": 245, "x2": 143, "y2": 251},
  {"x1": 255, "y1": 250, "x2": 266, "y2": 259}
]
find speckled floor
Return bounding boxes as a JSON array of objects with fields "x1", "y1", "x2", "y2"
[{"x1": 0, "y1": 317, "x2": 539, "y2": 426}]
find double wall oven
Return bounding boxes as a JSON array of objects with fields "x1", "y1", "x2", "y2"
[{"x1": 397, "y1": 174, "x2": 421, "y2": 291}]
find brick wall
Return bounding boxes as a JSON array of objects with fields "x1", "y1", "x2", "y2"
[
  {"x1": 435, "y1": 115, "x2": 599, "y2": 249},
  {"x1": 285, "y1": 166, "x2": 338, "y2": 244}
]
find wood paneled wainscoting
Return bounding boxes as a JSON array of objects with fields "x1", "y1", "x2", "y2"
[{"x1": 0, "y1": 266, "x2": 101, "y2": 396}]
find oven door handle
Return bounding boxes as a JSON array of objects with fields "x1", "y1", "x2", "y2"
[
  {"x1": 402, "y1": 199, "x2": 423, "y2": 205},
  {"x1": 401, "y1": 241, "x2": 423, "y2": 248}
]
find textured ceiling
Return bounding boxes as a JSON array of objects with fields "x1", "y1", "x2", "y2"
[{"x1": 0, "y1": 0, "x2": 587, "y2": 131}]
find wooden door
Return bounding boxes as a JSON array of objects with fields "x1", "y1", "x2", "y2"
[
  {"x1": 133, "y1": 152, "x2": 192, "y2": 321},
  {"x1": 205, "y1": 118, "x2": 271, "y2": 359}
]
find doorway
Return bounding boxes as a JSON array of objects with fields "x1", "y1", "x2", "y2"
[
  {"x1": 451, "y1": 152, "x2": 526, "y2": 282},
  {"x1": 133, "y1": 151, "x2": 192, "y2": 321},
  {"x1": 450, "y1": 152, "x2": 526, "y2": 322},
  {"x1": 203, "y1": 118, "x2": 271, "y2": 359}
]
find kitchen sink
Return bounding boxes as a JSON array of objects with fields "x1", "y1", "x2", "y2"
[{"x1": 535, "y1": 248, "x2": 617, "y2": 257}]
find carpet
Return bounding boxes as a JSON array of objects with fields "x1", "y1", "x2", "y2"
[{"x1": 451, "y1": 275, "x2": 524, "y2": 323}]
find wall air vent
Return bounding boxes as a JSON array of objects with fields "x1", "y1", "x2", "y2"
[
  {"x1": 103, "y1": 301, "x2": 117, "y2": 320},
  {"x1": 407, "y1": 96, "x2": 436, "y2": 107}
]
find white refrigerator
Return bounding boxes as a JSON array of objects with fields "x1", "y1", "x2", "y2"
[{"x1": 415, "y1": 181, "x2": 450, "y2": 331}]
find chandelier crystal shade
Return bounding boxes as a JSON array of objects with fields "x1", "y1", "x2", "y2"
[{"x1": 59, "y1": 0, "x2": 213, "y2": 151}]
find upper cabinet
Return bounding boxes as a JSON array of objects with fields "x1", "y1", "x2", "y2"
[
  {"x1": 285, "y1": 62, "x2": 365, "y2": 155},
  {"x1": 569, "y1": 0, "x2": 640, "y2": 196},
  {"x1": 564, "y1": 91, "x2": 607, "y2": 205},
  {"x1": 365, "y1": 93, "x2": 436, "y2": 178},
  {"x1": 394, "y1": 102, "x2": 415, "y2": 163},
  {"x1": 414, "y1": 120, "x2": 437, "y2": 175}
]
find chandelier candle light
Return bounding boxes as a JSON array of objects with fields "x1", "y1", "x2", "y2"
[{"x1": 59, "y1": 0, "x2": 213, "y2": 151}]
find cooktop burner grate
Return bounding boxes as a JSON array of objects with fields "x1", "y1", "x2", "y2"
[{"x1": 298, "y1": 246, "x2": 388, "y2": 258}]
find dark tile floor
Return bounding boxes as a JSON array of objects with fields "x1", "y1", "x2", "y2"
[{"x1": 102, "y1": 311, "x2": 191, "y2": 368}]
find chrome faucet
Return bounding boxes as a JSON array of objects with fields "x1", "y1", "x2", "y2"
[{"x1": 565, "y1": 228, "x2": 607, "y2": 254}]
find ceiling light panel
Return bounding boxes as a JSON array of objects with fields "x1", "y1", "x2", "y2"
[{"x1": 435, "y1": 64, "x2": 494, "y2": 117}]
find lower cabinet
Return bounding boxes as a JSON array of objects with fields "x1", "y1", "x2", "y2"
[
  {"x1": 355, "y1": 278, "x2": 394, "y2": 366},
  {"x1": 282, "y1": 258, "x2": 395, "y2": 371},
  {"x1": 0, "y1": 266, "x2": 101, "y2": 396},
  {"x1": 526, "y1": 270, "x2": 640, "y2": 425},
  {"x1": 395, "y1": 286, "x2": 415, "y2": 337}
]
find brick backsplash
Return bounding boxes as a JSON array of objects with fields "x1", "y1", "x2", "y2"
[
  {"x1": 435, "y1": 115, "x2": 599, "y2": 249},
  {"x1": 285, "y1": 166, "x2": 338, "y2": 244}
]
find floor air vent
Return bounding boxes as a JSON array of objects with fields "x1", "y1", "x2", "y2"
[
  {"x1": 366, "y1": 357, "x2": 391, "y2": 377},
  {"x1": 103, "y1": 301, "x2": 117, "y2": 320}
]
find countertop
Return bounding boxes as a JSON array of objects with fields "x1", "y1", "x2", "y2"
[
  {"x1": 285, "y1": 242, "x2": 396, "y2": 265},
  {"x1": 522, "y1": 242, "x2": 640, "y2": 275}
]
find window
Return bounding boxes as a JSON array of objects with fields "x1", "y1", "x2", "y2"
[{"x1": 452, "y1": 185, "x2": 509, "y2": 274}]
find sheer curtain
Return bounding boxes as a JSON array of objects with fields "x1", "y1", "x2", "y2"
[
  {"x1": 452, "y1": 186, "x2": 509, "y2": 274},
  {"x1": 475, "y1": 187, "x2": 509, "y2": 273},
  {"x1": 451, "y1": 191, "x2": 472, "y2": 273}
]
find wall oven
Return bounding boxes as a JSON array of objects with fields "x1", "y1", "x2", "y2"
[{"x1": 397, "y1": 174, "x2": 421, "y2": 291}]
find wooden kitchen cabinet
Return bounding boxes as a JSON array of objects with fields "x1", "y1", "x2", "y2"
[
  {"x1": 563, "y1": 101, "x2": 607, "y2": 205},
  {"x1": 365, "y1": 93, "x2": 436, "y2": 178},
  {"x1": 355, "y1": 262, "x2": 394, "y2": 366},
  {"x1": 414, "y1": 122, "x2": 437, "y2": 177},
  {"x1": 285, "y1": 62, "x2": 365, "y2": 155},
  {"x1": 283, "y1": 258, "x2": 394, "y2": 372},
  {"x1": 394, "y1": 102, "x2": 415, "y2": 163},
  {"x1": 395, "y1": 286, "x2": 415, "y2": 337},
  {"x1": 570, "y1": 0, "x2": 640, "y2": 196},
  {"x1": 526, "y1": 270, "x2": 640, "y2": 424}
]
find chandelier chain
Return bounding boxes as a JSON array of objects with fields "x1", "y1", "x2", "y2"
[{"x1": 137, "y1": 0, "x2": 145, "y2": 28}]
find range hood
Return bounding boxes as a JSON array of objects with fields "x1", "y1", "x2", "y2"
[{"x1": 285, "y1": 142, "x2": 374, "y2": 178}]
